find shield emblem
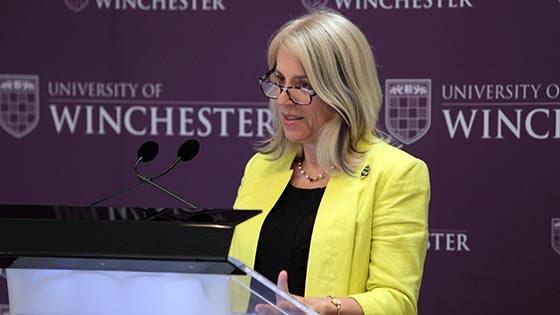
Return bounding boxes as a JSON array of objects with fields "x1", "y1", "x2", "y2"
[
  {"x1": 552, "y1": 218, "x2": 560, "y2": 255},
  {"x1": 65, "y1": 0, "x2": 90, "y2": 13},
  {"x1": 0, "y1": 74, "x2": 40, "y2": 139},
  {"x1": 384, "y1": 79, "x2": 431, "y2": 145}
]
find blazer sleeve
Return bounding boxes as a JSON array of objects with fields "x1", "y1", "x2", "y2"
[{"x1": 350, "y1": 157, "x2": 430, "y2": 315}]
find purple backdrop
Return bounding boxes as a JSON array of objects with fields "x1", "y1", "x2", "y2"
[{"x1": 1, "y1": 1, "x2": 559, "y2": 314}]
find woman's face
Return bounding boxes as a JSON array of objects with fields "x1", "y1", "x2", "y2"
[{"x1": 274, "y1": 47, "x2": 335, "y2": 146}]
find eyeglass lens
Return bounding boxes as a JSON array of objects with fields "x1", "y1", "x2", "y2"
[{"x1": 260, "y1": 80, "x2": 312, "y2": 105}]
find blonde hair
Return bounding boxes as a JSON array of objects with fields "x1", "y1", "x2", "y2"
[{"x1": 259, "y1": 10, "x2": 383, "y2": 175}]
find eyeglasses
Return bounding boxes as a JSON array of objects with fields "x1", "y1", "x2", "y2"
[{"x1": 258, "y1": 69, "x2": 317, "y2": 106}]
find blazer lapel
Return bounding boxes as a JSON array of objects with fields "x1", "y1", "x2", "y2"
[
  {"x1": 235, "y1": 152, "x2": 295, "y2": 268},
  {"x1": 305, "y1": 169, "x2": 366, "y2": 296}
]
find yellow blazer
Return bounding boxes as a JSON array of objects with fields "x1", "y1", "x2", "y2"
[{"x1": 230, "y1": 141, "x2": 430, "y2": 315}]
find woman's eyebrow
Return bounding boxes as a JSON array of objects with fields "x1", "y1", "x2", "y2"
[{"x1": 275, "y1": 70, "x2": 308, "y2": 80}]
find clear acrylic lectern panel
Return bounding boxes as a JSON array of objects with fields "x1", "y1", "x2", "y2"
[{"x1": 2, "y1": 257, "x2": 318, "y2": 315}]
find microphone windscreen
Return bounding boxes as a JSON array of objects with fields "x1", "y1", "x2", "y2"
[
  {"x1": 137, "y1": 141, "x2": 159, "y2": 162},
  {"x1": 178, "y1": 139, "x2": 200, "y2": 161}
]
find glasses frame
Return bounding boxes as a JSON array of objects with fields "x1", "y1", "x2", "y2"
[{"x1": 258, "y1": 68, "x2": 317, "y2": 106}]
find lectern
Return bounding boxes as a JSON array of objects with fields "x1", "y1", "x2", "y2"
[{"x1": 0, "y1": 204, "x2": 318, "y2": 315}]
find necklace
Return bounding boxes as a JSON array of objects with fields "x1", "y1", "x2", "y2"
[{"x1": 296, "y1": 159, "x2": 325, "y2": 182}]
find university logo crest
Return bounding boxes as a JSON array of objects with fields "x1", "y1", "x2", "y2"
[
  {"x1": 65, "y1": 0, "x2": 89, "y2": 13},
  {"x1": 384, "y1": 79, "x2": 431, "y2": 145},
  {"x1": 552, "y1": 218, "x2": 560, "y2": 255},
  {"x1": 0, "y1": 74, "x2": 40, "y2": 139},
  {"x1": 302, "y1": 0, "x2": 329, "y2": 11}
]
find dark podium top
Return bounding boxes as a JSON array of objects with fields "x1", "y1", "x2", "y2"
[{"x1": 0, "y1": 204, "x2": 261, "y2": 274}]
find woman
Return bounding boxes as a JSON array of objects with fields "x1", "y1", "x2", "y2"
[{"x1": 230, "y1": 9, "x2": 430, "y2": 315}]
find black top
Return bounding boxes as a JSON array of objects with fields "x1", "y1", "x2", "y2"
[{"x1": 254, "y1": 183, "x2": 326, "y2": 296}]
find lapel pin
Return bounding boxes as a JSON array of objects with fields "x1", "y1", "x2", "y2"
[{"x1": 360, "y1": 164, "x2": 370, "y2": 179}]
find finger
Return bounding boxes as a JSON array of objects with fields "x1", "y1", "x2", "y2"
[
  {"x1": 277, "y1": 270, "x2": 289, "y2": 293},
  {"x1": 255, "y1": 303, "x2": 279, "y2": 315}
]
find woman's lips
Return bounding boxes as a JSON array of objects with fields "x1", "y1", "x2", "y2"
[{"x1": 282, "y1": 114, "x2": 303, "y2": 125}]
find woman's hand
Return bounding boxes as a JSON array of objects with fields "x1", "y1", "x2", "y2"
[
  {"x1": 254, "y1": 270, "x2": 363, "y2": 315},
  {"x1": 254, "y1": 270, "x2": 327, "y2": 314}
]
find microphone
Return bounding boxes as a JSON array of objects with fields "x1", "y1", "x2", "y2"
[
  {"x1": 138, "y1": 140, "x2": 159, "y2": 162},
  {"x1": 134, "y1": 140, "x2": 201, "y2": 213},
  {"x1": 89, "y1": 141, "x2": 160, "y2": 207},
  {"x1": 143, "y1": 139, "x2": 200, "y2": 182},
  {"x1": 89, "y1": 140, "x2": 199, "y2": 207}
]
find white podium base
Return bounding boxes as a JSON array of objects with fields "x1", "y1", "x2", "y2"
[{"x1": 7, "y1": 269, "x2": 230, "y2": 315}]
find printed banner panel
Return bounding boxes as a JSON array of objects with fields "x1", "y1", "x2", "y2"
[{"x1": 1, "y1": 1, "x2": 559, "y2": 314}]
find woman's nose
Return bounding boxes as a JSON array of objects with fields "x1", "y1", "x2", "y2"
[{"x1": 276, "y1": 88, "x2": 294, "y2": 106}]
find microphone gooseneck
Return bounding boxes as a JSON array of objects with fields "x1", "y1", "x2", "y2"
[
  {"x1": 151, "y1": 139, "x2": 201, "y2": 181},
  {"x1": 133, "y1": 166, "x2": 200, "y2": 212},
  {"x1": 132, "y1": 140, "x2": 201, "y2": 212}
]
